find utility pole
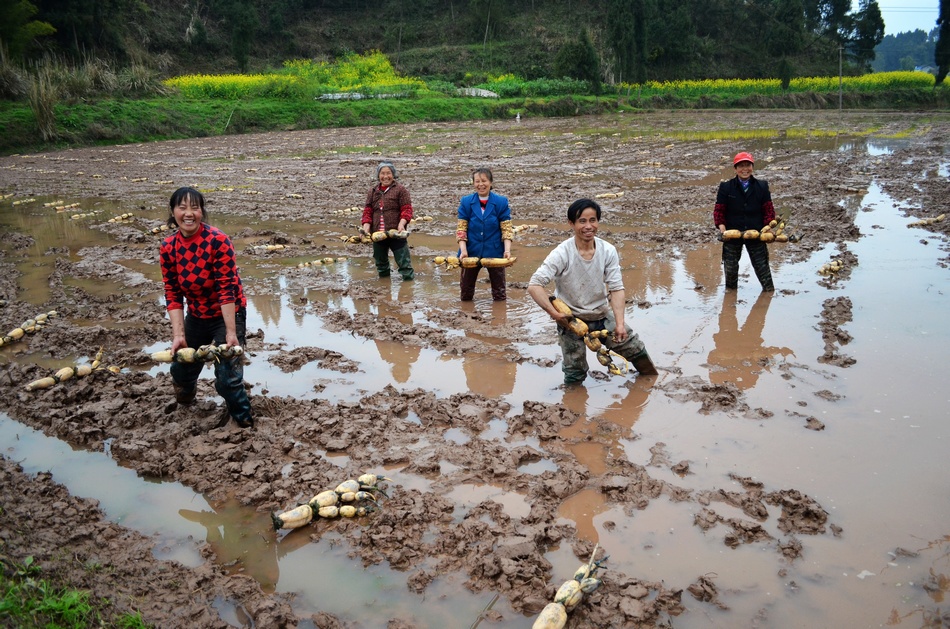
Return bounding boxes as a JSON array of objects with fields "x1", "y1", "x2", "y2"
[{"x1": 839, "y1": 46, "x2": 843, "y2": 111}]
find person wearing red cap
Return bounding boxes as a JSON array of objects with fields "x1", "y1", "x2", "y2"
[{"x1": 714, "y1": 152, "x2": 776, "y2": 291}]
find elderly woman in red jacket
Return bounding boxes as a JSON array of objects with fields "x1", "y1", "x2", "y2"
[
  {"x1": 361, "y1": 161, "x2": 414, "y2": 281},
  {"x1": 456, "y1": 167, "x2": 513, "y2": 301}
]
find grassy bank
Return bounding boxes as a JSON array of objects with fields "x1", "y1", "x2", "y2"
[
  {"x1": 1, "y1": 89, "x2": 948, "y2": 156},
  {"x1": 0, "y1": 556, "x2": 149, "y2": 628},
  {"x1": 0, "y1": 95, "x2": 603, "y2": 155}
]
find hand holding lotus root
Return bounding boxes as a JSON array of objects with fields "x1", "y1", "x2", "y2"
[
  {"x1": 549, "y1": 297, "x2": 628, "y2": 376},
  {"x1": 149, "y1": 343, "x2": 244, "y2": 364},
  {"x1": 433, "y1": 255, "x2": 516, "y2": 269},
  {"x1": 370, "y1": 229, "x2": 410, "y2": 242}
]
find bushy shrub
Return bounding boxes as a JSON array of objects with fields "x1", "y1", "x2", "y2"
[
  {"x1": 424, "y1": 79, "x2": 457, "y2": 95},
  {"x1": 475, "y1": 74, "x2": 591, "y2": 97},
  {"x1": 28, "y1": 66, "x2": 57, "y2": 141},
  {"x1": 0, "y1": 48, "x2": 28, "y2": 99},
  {"x1": 118, "y1": 64, "x2": 167, "y2": 96}
]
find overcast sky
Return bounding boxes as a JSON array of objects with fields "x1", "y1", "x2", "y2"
[{"x1": 859, "y1": 1, "x2": 941, "y2": 35}]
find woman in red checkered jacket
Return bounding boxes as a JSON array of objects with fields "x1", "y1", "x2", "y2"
[{"x1": 159, "y1": 187, "x2": 254, "y2": 429}]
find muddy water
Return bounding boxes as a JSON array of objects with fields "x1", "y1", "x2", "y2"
[
  {"x1": 0, "y1": 415, "x2": 515, "y2": 627},
  {"x1": 606, "y1": 181, "x2": 950, "y2": 627},
  {"x1": 2, "y1": 115, "x2": 949, "y2": 627}
]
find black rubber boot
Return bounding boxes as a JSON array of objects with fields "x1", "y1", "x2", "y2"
[
  {"x1": 214, "y1": 358, "x2": 253, "y2": 428},
  {"x1": 393, "y1": 242, "x2": 414, "y2": 280},
  {"x1": 722, "y1": 241, "x2": 742, "y2": 289},
  {"x1": 173, "y1": 383, "x2": 196, "y2": 405},
  {"x1": 747, "y1": 241, "x2": 774, "y2": 291},
  {"x1": 631, "y1": 352, "x2": 659, "y2": 376}
]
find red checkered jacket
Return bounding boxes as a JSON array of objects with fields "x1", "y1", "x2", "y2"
[{"x1": 160, "y1": 223, "x2": 246, "y2": 318}]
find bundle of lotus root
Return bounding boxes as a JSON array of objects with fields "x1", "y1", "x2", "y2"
[
  {"x1": 271, "y1": 473, "x2": 391, "y2": 530},
  {"x1": 433, "y1": 256, "x2": 516, "y2": 269},
  {"x1": 549, "y1": 298, "x2": 628, "y2": 376},
  {"x1": 24, "y1": 348, "x2": 120, "y2": 390},
  {"x1": 0, "y1": 310, "x2": 58, "y2": 348},
  {"x1": 720, "y1": 208, "x2": 801, "y2": 243},
  {"x1": 149, "y1": 344, "x2": 244, "y2": 364},
  {"x1": 532, "y1": 544, "x2": 607, "y2": 629}
]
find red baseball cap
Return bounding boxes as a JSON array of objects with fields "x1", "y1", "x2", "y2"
[{"x1": 733, "y1": 152, "x2": 754, "y2": 165}]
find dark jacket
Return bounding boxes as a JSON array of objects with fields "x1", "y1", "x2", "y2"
[
  {"x1": 714, "y1": 176, "x2": 775, "y2": 231},
  {"x1": 362, "y1": 181, "x2": 413, "y2": 231}
]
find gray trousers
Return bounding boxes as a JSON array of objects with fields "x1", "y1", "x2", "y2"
[{"x1": 557, "y1": 310, "x2": 649, "y2": 384}]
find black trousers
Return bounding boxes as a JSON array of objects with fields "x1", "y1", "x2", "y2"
[
  {"x1": 722, "y1": 240, "x2": 774, "y2": 291},
  {"x1": 170, "y1": 308, "x2": 252, "y2": 425}
]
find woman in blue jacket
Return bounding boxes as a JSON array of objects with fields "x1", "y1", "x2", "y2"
[{"x1": 456, "y1": 167, "x2": 514, "y2": 301}]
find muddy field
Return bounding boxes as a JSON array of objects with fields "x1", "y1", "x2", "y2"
[{"x1": 1, "y1": 110, "x2": 949, "y2": 628}]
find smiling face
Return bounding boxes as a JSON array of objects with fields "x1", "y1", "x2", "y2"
[
  {"x1": 473, "y1": 172, "x2": 492, "y2": 197},
  {"x1": 173, "y1": 193, "x2": 204, "y2": 237},
  {"x1": 570, "y1": 206, "x2": 599, "y2": 244},
  {"x1": 734, "y1": 160, "x2": 754, "y2": 180},
  {"x1": 378, "y1": 166, "x2": 395, "y2": 188}
]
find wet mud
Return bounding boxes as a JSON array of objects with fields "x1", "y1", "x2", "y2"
[{"x1": 1, "y1": 110, "x2": 949, "y2": 628}]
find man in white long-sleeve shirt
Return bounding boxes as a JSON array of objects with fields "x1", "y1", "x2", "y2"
[{"x1": 528, "y1": 198, "x2": 657, "y2": 384}]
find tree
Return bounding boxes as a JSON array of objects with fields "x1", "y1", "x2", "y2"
[
  {"x1": 848, "y1": 0, "x2": 884, "y2": 71},
  {"x1": 214, "y1": 0, "x2": 258, "y2": 72},
  {"x1": 468, "y1": 0, "x2": 506, "y2": 47},
  {"x1": 765, "y1": 0, "x2": 805, "y2": 58},
  {"x1": 607, "y1": 0, "x2": 636, "y2": 83},
  {"x1": 0, "y1": 0, "x2": 55, "y2": 59},
  {"x1": 632, "y1": 0, "x2": 648, "y2": 83},
  {"x1": 873, "y1": 29, "x2": 936, "y2": 72},
  {"x1": 937, "y1": 0, "x2": 950, "y2": 84},
  {"x1": 604, "y1": 0, "x2": 652, "y2": 83},
  {"x1": 33, "y1": 0, "x2": 139, "y2": 59},
  {"x1": 554, "y1": 28, "x2": 601, "y2": 93},
  {"x1": 778, "y1": 57, "x2": 794, "y2": 89},
  {"x1": 803, "y1": 0, "x2": 851, "y2": 42}
]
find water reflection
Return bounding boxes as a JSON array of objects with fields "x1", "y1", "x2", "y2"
[
  {"x1": 683, "y1": 245, "x2": 725, "y2": 293},
  {"x1": 462, "y1": 302, "x2": 517, "y2": 397},
  {"x1": 707, "y1": 291, "x2": 792, "y2": 389},
  {"x1": 179, "y1": 499, "x2": 280, "y2": 592},
  {"x1": 367, "y1": 282, "x2": 421, "y2": 383},
  {"x1": 556, "y1": 376, "x2": 658, "y2": 540}
]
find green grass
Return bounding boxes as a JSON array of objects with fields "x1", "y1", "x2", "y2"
[
  {"x1": 0, "y1": 556, "x2": 94, "y2": 627},
  {"x1": 0, "y1": 556, "x2": 152, "y2": 628},
  {"x1": 1, "y1": 85, "x2": 949, "y2": 156}
]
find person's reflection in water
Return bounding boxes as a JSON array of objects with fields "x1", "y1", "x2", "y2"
[
  {"x1": 376, "y1": 336, "x2": 420, "y2": 383},
  {"x1": 707, "y1": 291, "x2": 792, "y2": 390},
  {"x1": 371, "y1": 280, "x2": 421, "y2": 383},
  {"x1": 461, "y1": 300, "x2": 516, "y2": 397},
  {"x1": 179, "y1": 499, "x2": 280, "y2": 592}
]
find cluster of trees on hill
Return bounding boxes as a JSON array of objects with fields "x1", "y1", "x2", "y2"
[
  {"x1": 873, "y1": 29, "x2": 939, "y2": 73},
  {"x1": 1, "y1": 0, "x2": 947, "y2": 84}
]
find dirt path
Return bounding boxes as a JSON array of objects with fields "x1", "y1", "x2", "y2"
[{"x1": 1, "y1": 111, "x2": 948, "y2": 628}]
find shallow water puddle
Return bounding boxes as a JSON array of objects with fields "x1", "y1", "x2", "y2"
[
  {"x1": 445, "y1": 482, "x2": 532, "y2": 521},
  {"x1": 609, "y1": 178, "x2": 950, "y2": 628},
  {"x1": 0, "y1": 413, "x2": 207, "y2": 568},
  {"x1": 0, "y1": 413, "x2": 521, "y2": 626}
]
